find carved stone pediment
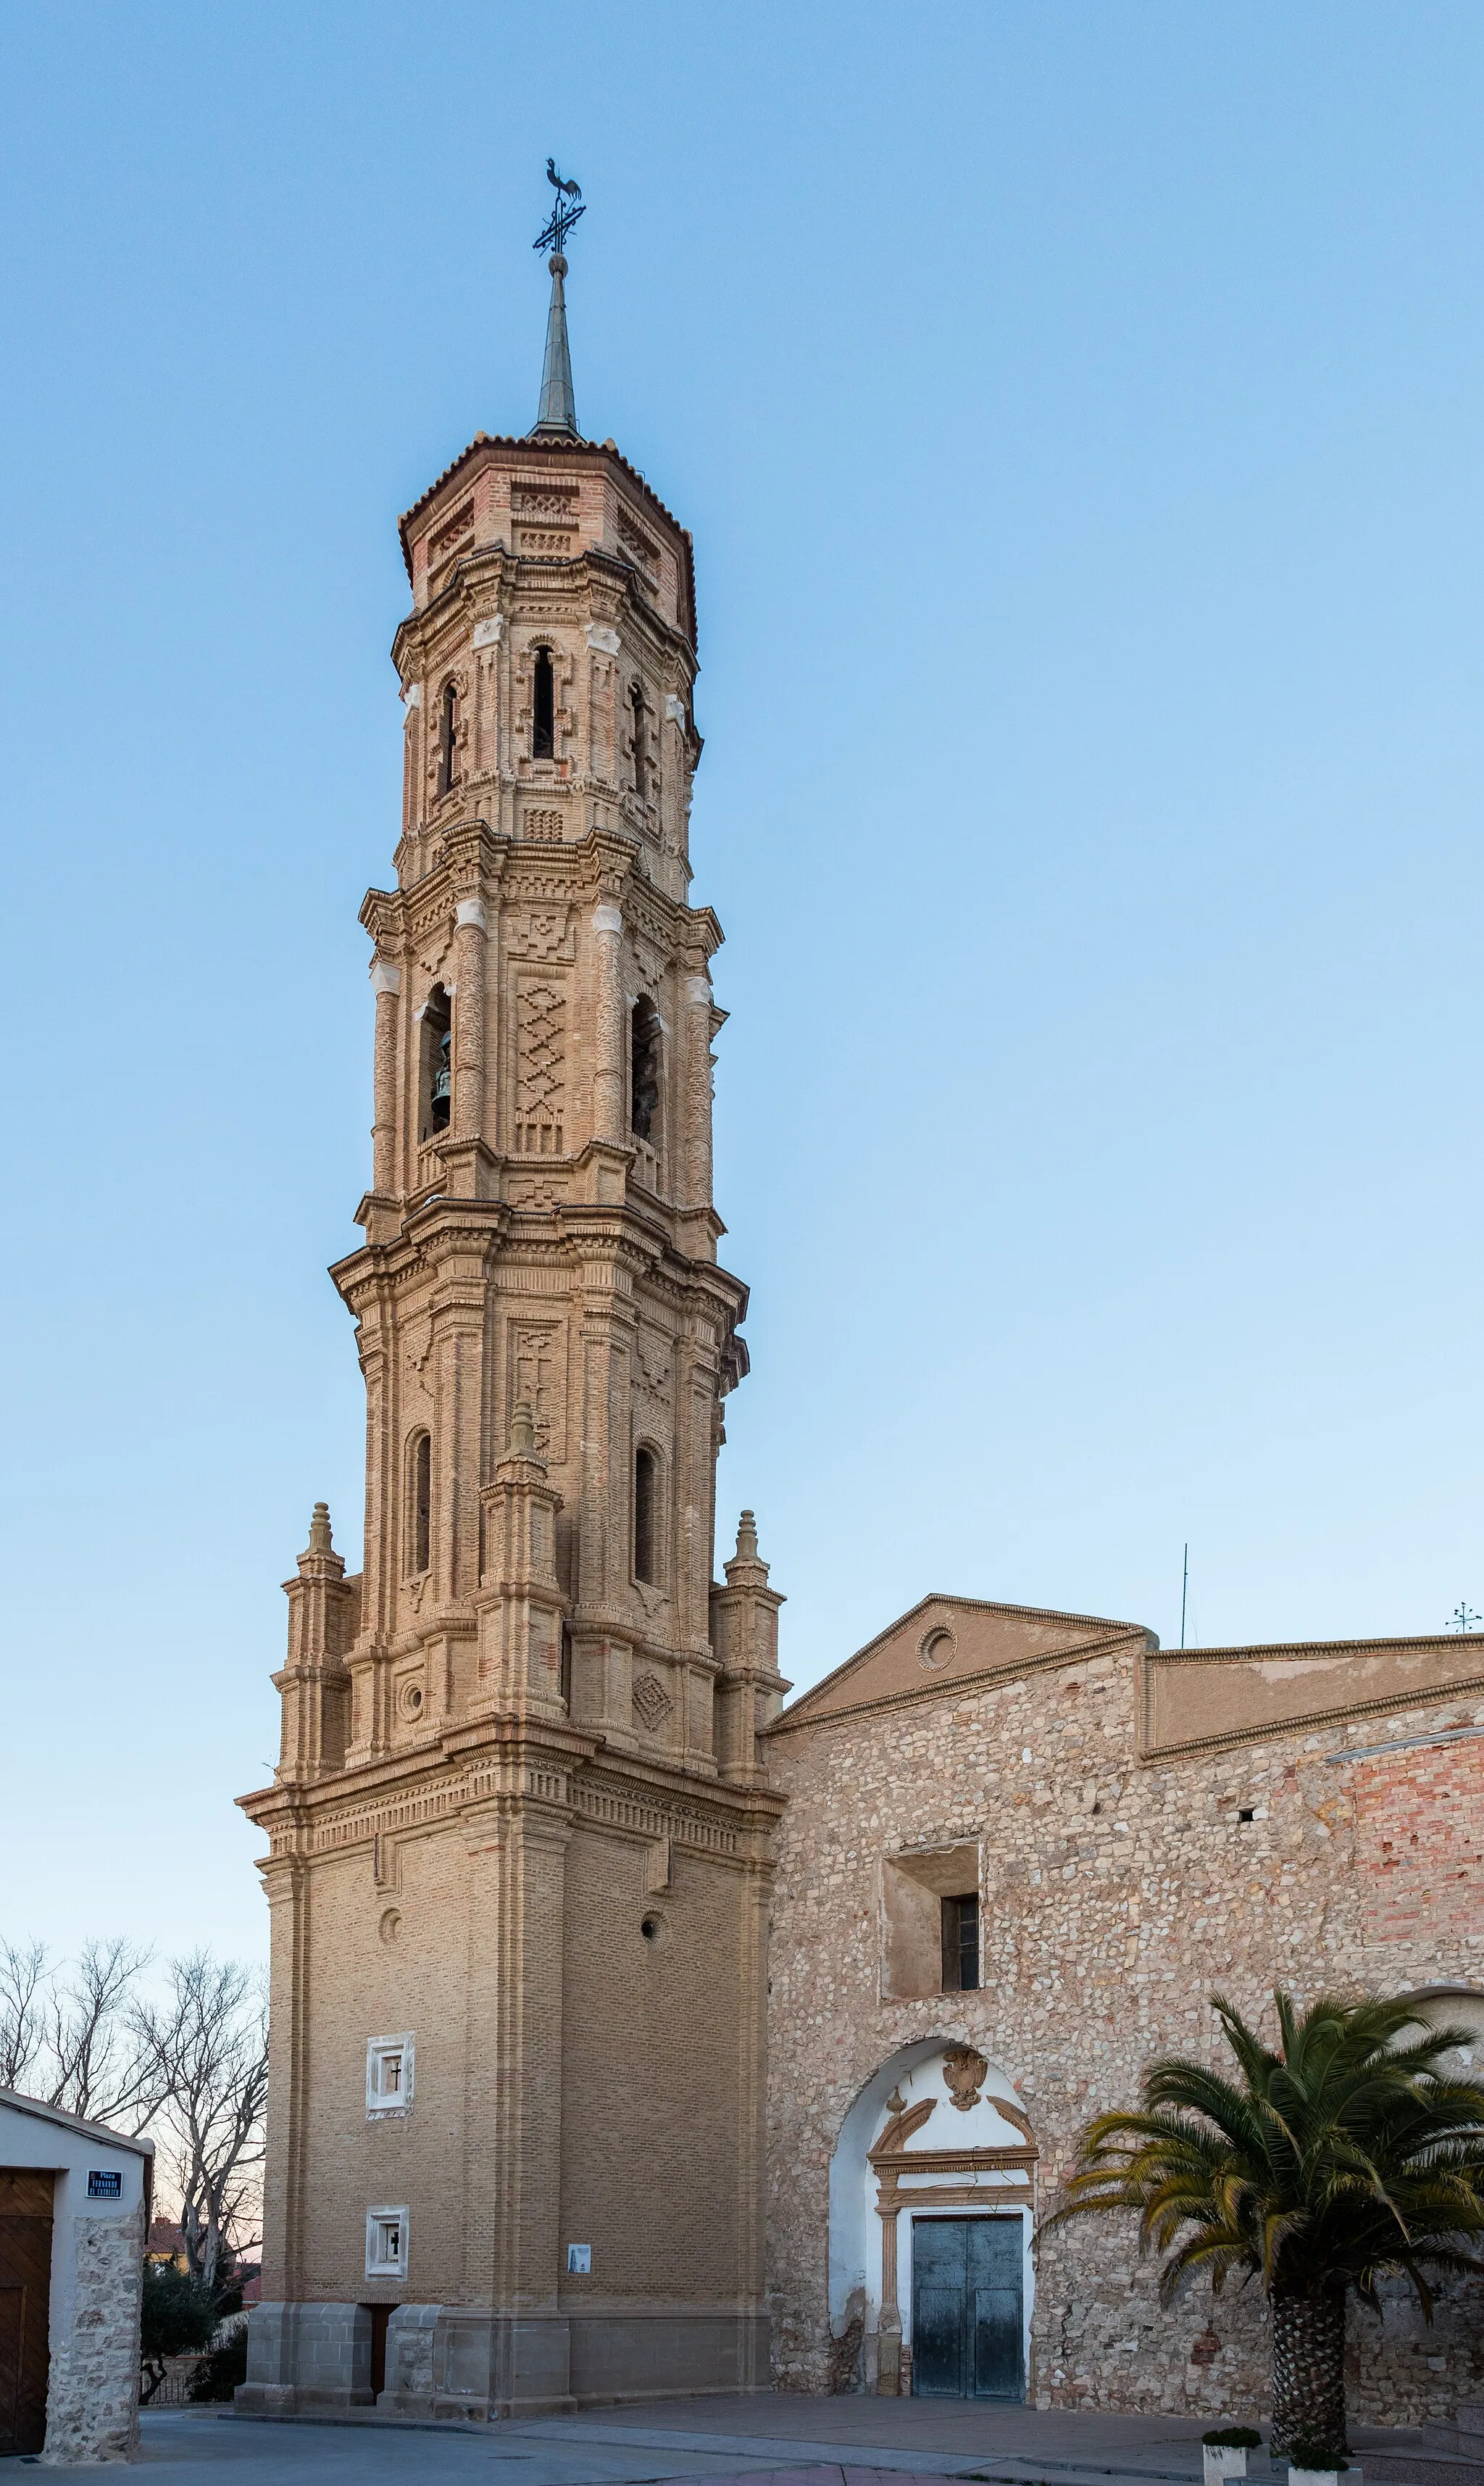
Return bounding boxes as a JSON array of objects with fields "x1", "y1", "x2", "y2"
[{"x1": 870, "y1": 2094, "x2": 936, "y2": 2161}]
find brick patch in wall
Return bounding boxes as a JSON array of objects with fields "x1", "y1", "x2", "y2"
[{"x1": 1356, "y1": 1742, "x2": 1484, "y2": 1944}]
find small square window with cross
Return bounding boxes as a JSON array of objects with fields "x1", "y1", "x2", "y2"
[
  {"x1": 365, "y1": 2206, "x2": 408, "y2": 2279},
  {"x1": 366, "y1": 2034, "x2": 414, "y2": 2118}
]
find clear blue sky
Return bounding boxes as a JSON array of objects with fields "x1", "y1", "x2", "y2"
[{"x1": 4, "y1": 1, "x2": 1484, "y2": 1966}]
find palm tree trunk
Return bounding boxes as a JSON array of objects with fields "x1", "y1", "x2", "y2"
[{"x1": 1270, "y1": 2292, "x2": 1347, "y2": 2460}]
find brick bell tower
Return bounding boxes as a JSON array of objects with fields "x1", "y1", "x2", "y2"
[{"x1": 238, "y1": 201, "x2": 788, "y2": 2419}]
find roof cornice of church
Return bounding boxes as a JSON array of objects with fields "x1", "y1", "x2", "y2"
[{"x1": 1146, "y1": 1628, "x2": 1484, "y2": 1667}]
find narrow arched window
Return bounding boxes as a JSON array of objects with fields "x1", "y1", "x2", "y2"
[
  {"x1": 630, "y1": 997, "x2": 661, "y2": 1146},
  {"x1": 533, "y1": 647, "x2": 555, "y2": 759},
  {"x1": 633, "y1": 1446, "x2": 658, "y2": 1586},
  {"x1": 420, "y1": 985, "x2": 451, "y2": 1139},
  {"x1": 629, "y1": 681, "x2": 646, "y2": 798},
  {"x1": 437, "y1": 680, "x2": 458, "y2": 797},
  {"x1": 410, "y1": 1431, "x2": 431, "y2": 1576}
]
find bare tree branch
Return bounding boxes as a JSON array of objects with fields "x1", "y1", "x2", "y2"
[
  {"x1": 0, "y1": 1941, "x2": 49, "y2": 2092},
  {"x1": 1, "y1": 1937, "x2": 269, "y2": 2293},
  {"x1": 44, "y1": 1939, "x2": 162, "y2": 2131},
  {"x1": 136, "y1": 1954, "x2": 269, "y2": 2292}
]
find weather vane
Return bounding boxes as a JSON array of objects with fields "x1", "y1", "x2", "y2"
[
  {"x1": 535, "y1": 159, "x2": 585, "y2": 257},
  {"x1": 1448, "y1": 1601, "x2": 1482, "y2": 1634}
]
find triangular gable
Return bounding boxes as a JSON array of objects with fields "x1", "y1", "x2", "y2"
[{"x1": 774, "y1": 1591, "x2": 1143, "y2": 1729}]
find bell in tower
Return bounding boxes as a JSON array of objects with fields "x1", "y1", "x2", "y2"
[{"x1": 238, "y1": 174, "x2": 789, "y2": 2421}]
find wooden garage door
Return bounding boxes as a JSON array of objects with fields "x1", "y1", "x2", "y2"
[{"x1": 0, "y1": 2170, "x2": 54, "y2": 2457}]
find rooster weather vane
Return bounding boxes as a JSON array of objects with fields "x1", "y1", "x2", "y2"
[{"x1": 535, "y1": 159, "x2": 586, "y2": 257}]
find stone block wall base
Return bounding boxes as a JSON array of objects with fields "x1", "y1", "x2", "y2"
[
  {"x1": 372, "y1": 2391, "x2": 579, "y2": 2421},
  {"x1": 569, "y1": 2311, "x2": 772, "y2": 2402},
  {"x1": 234, "y1": 2387, "x2": 378, "y2": 2414},
  {"x1": 235, "y1": 2385, "x2": 299, "y2": 2416},
  {"x1": 247, "y1": 2301, "x2": 770, "y2": 2416},
  {"x1": 241, "y1": 2302, "x2": 379, "y2": 2412},
  {"x1": 378, "y1": 2392, "x2": 490, "y2": 2420}
]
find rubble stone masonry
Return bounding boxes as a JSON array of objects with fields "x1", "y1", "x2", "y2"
[
  {"x1": 764, "y1": 1598, "x2": 1484, "y2": 2425},
  {"x1": 40, "y1": 2206, "x2": 145, "y2": 2465}
]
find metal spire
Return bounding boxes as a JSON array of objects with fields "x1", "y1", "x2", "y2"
[
  {"x1": 530, "y1": 162, "x2": 585, "y2": 441},
  {"x1": 531, "y1": 254, "x2": 578, "y2": 437}
]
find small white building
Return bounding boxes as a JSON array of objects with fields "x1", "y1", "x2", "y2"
[{"x1": 0, "y1": 2087, "x2": 153, "y2": 2462}]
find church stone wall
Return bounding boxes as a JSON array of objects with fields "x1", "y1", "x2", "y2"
[{"x1": 765, "y1": 1633, "x2": 1484, "y2": 2424}]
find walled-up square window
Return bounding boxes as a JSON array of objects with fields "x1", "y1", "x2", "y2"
[{"x1": 880, "y1": 1839, "x2": 983, "y2": 2000}]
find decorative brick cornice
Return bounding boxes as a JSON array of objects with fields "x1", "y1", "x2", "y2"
[
  {"x1": 241, "y1": 1728, "x2": 781, "y2": 1864},
  {"x1": 395, "y1": 433, "x2": 697, "y2": 652}
]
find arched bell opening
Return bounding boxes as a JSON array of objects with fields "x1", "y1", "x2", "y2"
[
  {"x1": 405, "y1": 1431, "x2": 431, "y2": 1579},
  {"x1": 418, "y1": 985, "x2": 452, "y2": 1140},
  {"x1": 532, "y1": 646, "x2": 556, "y2": 760},
  {"x1": 630, "y1": 997, "x2": 662, "y2": 1149},
  {"x1": 827, "y1": 2037, "x2": 1036, "y2": 2402},
  {"x1": 633, "y1": 1441, "x2": 662, "y2": 1589},
  {"x1": 435, "y1": 678, "x2": 459, "y2": 798}
]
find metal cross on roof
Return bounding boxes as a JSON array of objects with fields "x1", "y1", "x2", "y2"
[{"x1": 535, "y1": 159, "x2": 586, "y2": 257}]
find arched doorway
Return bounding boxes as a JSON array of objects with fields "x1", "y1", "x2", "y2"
[
  {"x1": 828, "y1": 2038, "x2": 1037, "y2": 2399},
  {"x1": 1398, "y1": 1985, "x2": 1484, "y2": 2066}
]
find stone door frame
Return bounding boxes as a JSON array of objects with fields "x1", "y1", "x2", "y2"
[{"x1": 867, "y1": 2090, "x2": 1037, "y2": 2395}]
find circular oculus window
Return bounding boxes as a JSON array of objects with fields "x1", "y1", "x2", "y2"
[{"x1": 918, "y1": 1626, "x2": 956, "y2": 1673}]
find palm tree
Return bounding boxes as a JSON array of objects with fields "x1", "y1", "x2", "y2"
[{"x1": 1051, "y1": 1991, "x2": 1484, "y2": 2459}]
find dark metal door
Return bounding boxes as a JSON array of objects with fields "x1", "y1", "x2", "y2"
[
  {"x1": 368, "y1": 2303, "x2": 390, "y2": 2399},
  {"x1": 970, "y1": 2218, "x2": 1025, "y2": 2398},
  {"x1": 0, "y1": 2171, "x2": 54, "y2": 2456},
  {"x1": 910, "y1": 2216, "x2": 1023, "y2": 2400}
]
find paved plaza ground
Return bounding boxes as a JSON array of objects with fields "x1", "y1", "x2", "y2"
[{"x1": 11, "y1": 2395, "x2": 1484, "y2": 2486}]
